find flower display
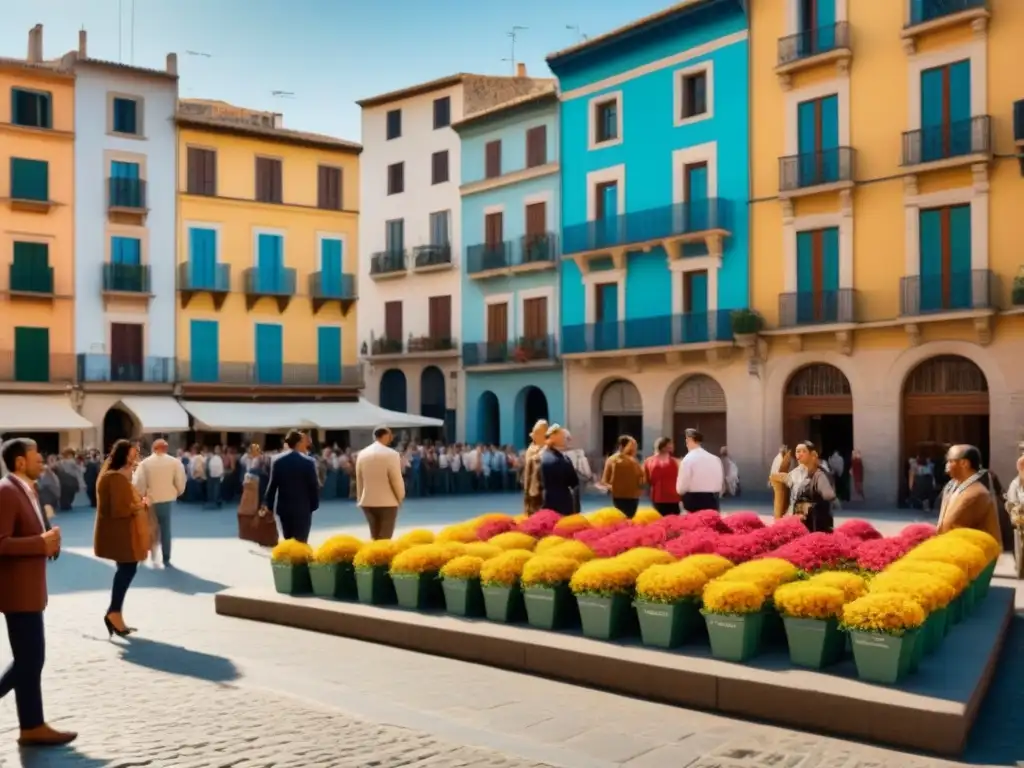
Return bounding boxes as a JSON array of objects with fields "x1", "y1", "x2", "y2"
[
  {"x1": 586, "y1": 507, "x2": 629, "y2": 527},
  {"x1": 590, "y1": 525, "x2": 668, "y2": 558},
  {"x1": 471, "y1": 513, "x2": 514, "y2": 529},
  {"x1": 766, "y1": 532, "x2": 857, "y2": 573},
  {"x1": 516, "y1": 509, "x2": 563, "y2": 538},
  {"x1": 903, "y1": 539, "x2": 987, "y2": 579},
  {"x1": 806, "y1": 571, "x2": 867, "y2": 601},
  {"x1": 390, "y1": 543, "x2": 459, "y2": 575},
  {"x1": 546, "y1": 540, "x2": 596, "y2": 563},
  {"x1": 722, "y1": 512, "x2": 765, "y2": 534},
  {"x1": 884, "y1": 559, "x2": 967, "y2": 594},
  {"x1": 440, "y1": 555, "x2": 486, "y2": 580},
  {"x1": 717, "y1": 558, "x2": 799, "y2": 596},
  {"x1": 841, "y1": 592, "x2": 926, "y2": 635},
  {"x1": 312, "y1": 535, "x2": 362, "y2": 564},
  {"x1": 396, "y1": 529, "x2": 435, "y2": 548},
  {"x1": 476, "y1": 518, "x2": 516, "y2": 541},
  {"x1": 714, "y1": 533, "x2": 768, "y2": 564},
  {"x1": 487, "y1": 531, "x2": 538, "y2": 551},
  {"x1": 867, "y1": 572, "x2": 955, "y2": 612},
  {"x1": 437, "y1": 542, "x2": 468, "y2": 559},
  {"x1": 679, "y1": 553, "x2": 734, "y2": 579},
  {"x1": 569, "y1": 559, "x2": 640, "y2": 597},
  {"x1": 353, "y1": 540, "x2": 401, "y2": 569},
  {"x1": 855, "y1": 536, "x2": 913, "y2": 572},
  {"x1": 701, "y1": 580, "x2": 765, "y2": 615},
  {"x1": 834, "y1": 519, "x2": 883, "y2": 542},
  {"x1": 462, "y1": 542, "x2": 503, "y2": 559},
  {"x1": 615, "y1": 546, "x2": 675, "y2": 570},
  {"x1": 271, "y1": 539, "x2": 313, "y2": 565},
  {"x1": 574, "y1": 521, "x2": 631, "y2": 546},
  {"x1": 773, "y1": 582, "x2": 846, "y2": 620},
  {"x1": 635, "y1": 562, "x2": 708, "y2": 603},
  {"x1": 632, "y1": 507, "x2": 663, "y2": 525},
  {"x1": 675, "y1": 509, "x2": 731, "y2": 534},
  {"x1": 941, "y1": 529, "x2": 1001, "y2": 563},
  {"x1": 552, "y1": 514, "x2": 592, "y2": 535},
  {"x1": 663, "y1": 529, "x2": 721, "y2": 558},
  {"x1": 756, "y1": 516, "x2": 810, "y2": 548},
  {"x1": 520, "y1": 555, "x2": 580, "y2": 588},
  {"x1": 436, "y1": 523, "x2": 479, "y2": 544},
  {"x1": 534, "y1": 535, "x2": 567, "y2": 554},
  {"x1": 898, "y1": 523, "x2": 937, "y2": 546},
  {"x1": 479, "y1": 549, "x2": 534, "y2": 587}
]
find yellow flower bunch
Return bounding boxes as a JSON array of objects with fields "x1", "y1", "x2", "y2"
[
  {"x1": 462, "y1": 542, "x2": 503, "y2": 560},
  {"x1": 867, "y1": 572, "x2": 955, "y2": 612},
  {"x1": 487, "y1": 531, "x2": 538, "y2": 551},
  {"x1": 632, "y1": 507, "x2": 662, "y2": 525},
  {"x1": 635, "y1": 562, "x2": 708, "y2": 603},
  {"x1": 437, "y1": 542, "x2": 468, "y2": 559},
  {"x1": 471, "y1": 512, "x2": 513, "y2": 528},
  {"x1": 535, "y1": 535, "x2": 567, "y2": 554},
  {"x1": 440, "y1": 555, "x2": 486, "y2": 581},
  {"x1": 389, "y1": 543, "x2": 459, "y2": 575},
  {"x1": 680, "y1": 554, "x2": 734, "y2": 579},
  {"x1": 885, "y1": 559, "x2": 967, "y2": 594},
  {"x1": 841, "y1": 592, "x2": 926, "y2": 635},
  {"x1": 521, "y1": 555, "x2": 580, "y2": 588},
  {"x1": 546, "y1": 540, "x2": 596, "y2": 562},
  {"x1": 586, "y1": 507, "x2": 628, "y2": 527},
  {"x1": 512, "y1": 513, "x2": 529, "y2": 524},
  {"x1": 702, "y1": 580, "x2": 765, "y2": 615},
  {"x1": 271, "y1": 539, "x2": 313, "y2": 565},
  {"x1": 396, "y1": 529, "x2": 435, "y2": 549},
  {"x1": 615, "y1": 547, "x2": 675, "y2": 570},
  {"x1": 436, "y1": 523, "x2": 479, "y2": 544},
  {"x1": 352, "y1": 539, "x2": 401, "y2": 569},
  {"x1": 312, "y1": 535, "x2": 362, "y2": 564},
  {"x1": 940, "y1": 529, "x2": 1000, "y2": 563},
  {"x1": 569, "y1": 559, "x2": 640, "y2": 597},
  {"x1": 903, "y1": 539, "x2": 986, "y2": 579},
  {"x1": 806, "y1": 571, "x2": 867, "y2": 601},
  {"x1": 553, "y1": 514, "x2": 592, "y2": 535},
  {"x1": 718, "y1": 558, "x2": 799, "y2": 596},
  {"x1": 479, "y1": 549, "x2": 535, "y2": 587},
  {"x1": 773, "y1": 583, "x2": 846, "y2": 620}
]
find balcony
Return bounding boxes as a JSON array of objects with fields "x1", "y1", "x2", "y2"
[
  {"x1": 562, "y1": 200, "x2": 731, "y2": 273},
  {"x1": 900, "y1": 270, "x2": 994, "y2": 317},
  {"x1": 412, "y1": 244, "x2": 453, "y2": 273},
  {"x1": 902, "y1": 0, "x2": 989, "y2": 54},
  {"x1": 467, "y1": 233, "x2": 558, "y2": 279},
  {"x1": 178, "y1": 261, "x2": 231, "y2": 309},
  {"x1": 77, "y1": 354, "x2": 175, "y2": 385},
  {"x1": 776, "y1": 22, "x2": 851, "y2": 88},
  {"x1": 0, "y1": 351, "x2": 75, "y2": 385},
  {"x1": 177, "y1": 360, "x2": 364, "y2": 389},
  {"x1": 562, "y1": 310, "x2": 733, "y2": 358},
  {"x1": 366, "y1": 334, "x2": 459, "y2": 360},
  {"x1": 8, "y1": 260, "x2": 54, "y2": 298},
  {"x1": 369, "y1": 250, "x2": 407, "y2": 280},
  {"x1": 107, "y1": 177, "x2": 147, "y2": 220},
  {"x1": 102, "y1": 263, "x2": 151, "y2": 296},
  {"x1": 779, "y1": 289, "x2": 857, "y2": 328},
  {"x1": 462, "y1": 335, "x2": 558, "y2": 368},
  {"x1": 1014, "y1": 99, "x2": 1024, "y2": 146},
  {"x1": 901, "y1": 116, "x2": 991, "y2": 173},
  {"x1": 309, "y1": 271, "x2": 356, "y2": 315},
  {"x1": 242, "y1": 266, "x2": 298, "y2": 311},
  {"x1": 779, "y1": 147, "x2": 855, "y2": 198}
]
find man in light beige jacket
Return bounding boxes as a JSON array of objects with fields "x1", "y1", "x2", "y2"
[
  {"x1": 355, "y1": 427, "x2": 405, "y2": 540},
  {"x1": 133, "y1": 439, "x2": 187, "y2": 566}
]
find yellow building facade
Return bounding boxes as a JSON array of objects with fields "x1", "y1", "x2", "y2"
[
  {"x1": 749, "y1": 0, "x2": 1024, "y2": 502},
  {"x1": 175, "y1": 101, "x2": 363, "y2": 435}
]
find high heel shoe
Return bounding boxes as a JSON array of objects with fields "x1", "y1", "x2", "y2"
[{"x1": 104, "y1": 614, "x2": 130, "y2": 638}]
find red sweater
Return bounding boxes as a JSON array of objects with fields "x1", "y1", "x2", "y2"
[{"x1": 644, "y1": 454, "x2": 680, "y2": 504}]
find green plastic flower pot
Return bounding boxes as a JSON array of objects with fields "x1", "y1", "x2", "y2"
[
  {"x1": 782, "y1": 617, "x2": 846, "y2": 669},
  {"x1": 761, "y1": 604, "x2": 786, "y2": 647},
  {"x1": 576, "y1": 593, "x2": 635, "y2": 640},
  {"x1": 922, "y1": 607, "x2": 947, "y2": 654},
  {"x1": 308, "y1": 562, "x2": 357, "y2": 600},
  {"x1": 635, "y1": 599, "x2": 701, "y2": 649},
  {"x1": 850, "y1": 629, "x2": 919, "y2": 684},
  {"x1": 908, "y1": 624, "x2": 925, "y2": 672},
  {"x1": 355, "y1": 565, "x2": 396, "y2": 605},
  {"x1": 524, "y1": 584, "x2": 578, "y2": 630},
  {"x1": 442, "y1": 577, "x2": 485, "y2": 617},
  {"x1": 271, "y1": 561, "x2": 312, "y2": 595},
  {"x1": 482, "y1": 583, "x2": 526, "y2": 623},
  {"x1": 948, "y1": 594, "x2": 963, "y2": 626},
  {"x1": 704, "y1": 611, "x2": 765, "y2": 662},
  {"x1": 962, "y1": 580, "x2": 978, "y2": 616},
  {"x1": 391, "y1": 571, "x2": 443, "y2": 610},
  {"x1": 977, "y1": 560, "x2": 996, "y2": 599}
]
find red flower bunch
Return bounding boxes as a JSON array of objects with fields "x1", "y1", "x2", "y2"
[
  {"x1": 574, "y1": 521, "x2": 631, "y2": 546},
  {"x1": 756, "y1": 516, "x2": 809, "y2": 549},
  {"x1": 834, "y1": 519, "x2": 882, "y2": 542},
  {"x1": 765, "y1": 532, "x2": 858, "y2": 573},
  {"x1": 592, "y1": 525, "x2": 668, "y2": 558},
  {"x1": 899, "y1": 523, "x2": 937, "y2": 546},
  {"x1": 713, "y1": 533, "x2": 765, "y2": 563},
  {"x1": 663, "y1": 529, "x2": 721, "y2": 558},
  {"x1": 477, "y1": 518, "x2": 516, "y2": 541},
  {"x1": 515, "y1": 510, "x2": 562, "y2": 538},
  {"x1": 722, "y1": 512, "x2": 765, "y2": 534},
  {"x1": 855, "y1": 536, "x2": 913, "y2": 572}
]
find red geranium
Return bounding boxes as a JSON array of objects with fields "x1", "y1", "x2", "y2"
[
  {"x1": 714, "y1": 533, "x2": 766, "y2": 564},
  {"x1": 755, "y1": 516, "x2": 809, "y2": 550},
  {"x1": 899, "y1": 523, "x2": 937, "y2": 546},
  {"x1": 516, "y1": 509, "x2": 562, "y2": 538},
  {"x1": 663, "y1": 529, "x2": 721, "y2": 558},
  {"x1": 592, "y1": 525, "x2": 668, "y2": 558},
  {"x1": 834, "y1": 519, "x2": 882, "y2": 542},
  {"x1": 855, "y1": 536, "x2": 912, "y2": 572},
  {"x1": 574, "y1": 521, "x2": 631, "y2": 546},
  {"x1": 476, "y1": 518, "x2": 515, "y2": 541},
  {"x1": 765, "y1": 532, "x2": 857, "y2": 573},
  {"x1": 722, "y1": 512, "x2": 765, "y2": 534}
]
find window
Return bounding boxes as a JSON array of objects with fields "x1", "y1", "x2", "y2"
[
  {"x1": 795, "y1": 228, "x2": 840, "y2": 323},
  {"x1": 10, "y1": 242, "x2": 52, "y2": 293},
  {"x1": 524, "y1": 201, "x2": 548, "y2": 259},
  {"x1": 431, "y1": 151, "x2": 449, "y2": 185},
  {"x1": 485, "y1": 211, "x2": 504, "y2": 247},
  {"x1": 111, "y1": 236, "x2": 141, "y2": 265},
  {"x1": 918, "y1": 205, "x2": 972, "y2": 312},
  {"x1": 486, "y1": 302, "x2": 508, "y2": 344},
  {"x1": 385, "y1": 219, "x2": 404, "y2": 254},
  {"x1": 428, "y1": 295, "x2": 452, "y2": 340},
  {"x1": 187, "y1": 227, "x2": 219, "y2": 289},
  {"x1": 14, "y1": 327, "x2": 50, "y2": 383},
  {"x1": 433, "y1": 97, "x2": 451, "y2": 129},
  {"x1": 595, "y1": 181, "x2": 619, "y2": 220},
  {"x1": 256, "y1": 233, "x2": 285, "y2": 291},
  {"x1": 797, "y1": 94, "x2": 840, "y2": 185},
  {"x1": 526, "y1": 125, "x2": 547, "y2": 168},
  {"x1": 317, "y1": 165, "x2": 343, "y2": 210},
  {"x1": 386, "y1": 109, "x2": 402, "y2": 140},
  {"x1": 384, "y1": 300, "x2": 403, "y2": 341},
  {"x1": 320, "y1": 238, "x2": 344, "y2": 294},
  {"x1": 11, "y1": 88, "x2": 52, "y2": 129},
  {"x1": 485, "y1": 140, "x2": 502, "y2": 179},
  {"x1": 255, "y1": 324, "x2": 284, "y2": 384},
  {"x1": 112, "y1": 97, "x2": 140, "y2": 135},
  {"x1": 797, "y1": 0, "x2": 838, "y2": 55},
  {"x1": 919, "y1": 60, "x2": 972, "y2": 163},
  {"x1": 186, "y1": 147, "x2": 217, "y2": 196},
  {"x1": 109, "y1": 160, "x2": 142, "y2": 208},
  {"x1": 429, "y1": 210, "x2": 450, "y2": 246},
  {"x1": 387, "y1": 162, "x2": 404, "y2": 195},
  {"x1": 255, "y1": 157, "x2": 283, "y2": 203},
  {"x1": 680, "y1": 71, "x2": 707, "y2": 120},
  {"x1": 523, "y1": 296, "x2": 548, "y2": 340},
  {"x1": 10, "y1": 157, "x2": 49, "y2": 201},
  {"x1": 593, "y1": 98, "x2": 619, "y2": 145},
  {"x1": 317, "y1": 326, "x2": 343, "y2": 384},
  {"x1": 110, "y1": 323, "x2": 144, "y2": 382},
  {"x1": 189, "y1": 320, "x2": 220, "y2": 383}
]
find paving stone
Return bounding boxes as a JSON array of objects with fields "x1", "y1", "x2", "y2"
[{"x1": 560, "y1": 728, "x2": 662, "y2": 763}]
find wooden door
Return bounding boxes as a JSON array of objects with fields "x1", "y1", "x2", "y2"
[
  {"x1": 111, "y1": 322, "x2": 143, "y2": 381},
  {"x1": 526, "y1": 202, "x2": 546, "y2": 238},
  {"x1": 485, "y1": 212, "x2": 503, "y2": 246},
  {"x1": 428, "y1": 295, "x2": 451, "y2": 341},
  {"x1": 486, "y1": 302, "x2": 508, "y2": 344},
  {"x1": 522, "y1": 297, "x2": 547, "y2": 340},
  {"x1": 384, "y1": 301, "x2": 403, "y2": 341}
]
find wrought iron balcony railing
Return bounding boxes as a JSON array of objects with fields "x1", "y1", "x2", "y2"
[
  {"x1": 462, "y1": 335, "x2": 557, "y2": 366},
  {"x1": 178, "y1": 261, "x2": 231, "y2": 292},
  {"x1": 899, "y1": 270, "x2": 994, "y2": 316},
  {"x1": 103, "y1": 263, "x2": 151, "y2": 293},
  {"x1": 0, "y1": 351, "x2": 75, "y2": 383},
  {"x1": 562, "y1": 200, "x2": 731, "y2": 257},
  {"x1": 901, "y1": 116, "x2": 990, "y2": 166},
  {"x1": 108, "y1": 177, "x2": 147, "y2": 210},
  {"x1": 77, "y1": 354, "x2": 175, "y2": 383},
  {"x1": 561, "y1": 310, "x2": 733, "y2": 355},
  {"x1": 778, "y1": 21, "x2": 850, "y2": 66},
  {"x1": 9, "y1": 260, "x2": 53, "y2": 294},
  {"x1": 413, "y1": 244, "x2": 452, "y2": 269},
  {"x1": 308, "y1": 271, "x2": 356, "y2": 300},
  {"x1": 370, "y1": 251, "x2": 407, "y2": 275},
  {"x1": 177, "y1": 360, "x2": 363, "y2": 387},
  {"x1": 242, "y1": 267, "x2": 298, "y2": 296},
  {"x1": 779, "y1": 289, "x2": 857, "y2": 327},
  {"x1": 779, "y1": 147, "x2": 855, "y2": 191}
]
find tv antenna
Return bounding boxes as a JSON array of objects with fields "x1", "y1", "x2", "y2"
[
  {"x1": 271, "y1": 90, "x2": 296, "y2": 99},
  {"x1": 185, "y1": 50, "x2": 212, "y2": 58},
  {"x1": 505, "y1": 25, "x2": 528, "y2": 74},
  {"x1": 566, "y1": 24, "x2": 589, "y2": 42}
]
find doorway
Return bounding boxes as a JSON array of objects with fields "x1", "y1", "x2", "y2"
[
  {"x1": 102, "y1": 407, "x2": 136, "y2": 452},
  {"x1": 672, "y1": 375, "x2": 727, "y2": 456},
  {"x1": 477, "y1": 391, "x2": 500, "y2": 445},
  {"x1": 517, "y1": 386, "x2": 550, "y2": 448},
  {"x1": 599, "y1": 380, "x2": 643, "y2": 455}
]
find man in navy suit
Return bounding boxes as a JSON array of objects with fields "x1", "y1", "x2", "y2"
[{"x1": 262, "y1": 430, "x2": 319, "y2": 543}]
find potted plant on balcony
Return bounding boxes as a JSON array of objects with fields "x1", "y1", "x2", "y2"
[
  {"x1": 730, "y1": 309, "x2": 764, "y2": 345},
  {"x1": 1013, "y1": 266, "x2": 1024, "y2": 307}
]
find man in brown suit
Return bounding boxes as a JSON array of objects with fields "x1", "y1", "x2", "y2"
[
  {"x1": 936, "y1": 444, "x2": 1002, "y2": 543},
  {"x1": 0, "y1": 438, "x2": 76, "y2": 747}
]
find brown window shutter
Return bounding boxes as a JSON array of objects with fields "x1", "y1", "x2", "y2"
[
  {"x1": 186, "y1": 148, "x2": 199, "y2": 194},
  {"x1": 485, "y1": 141, "x2": 501, "y2": 178},
  {"x1": 428, "y1": 295, "x2": 452, "y2": 339},
  {"x1": 272, "y1": 159, "x2": 282, "y2": 202},
  {"x1": 525, "y1": 202, "x2": 546, "y2": 238},
  {"x1": 385, "y1": 301, "x2": 403, "y2": 340},
  {"x1": 523, "y1": 297, "x2": 547, "y2": 340},
  {"x1": 487, "y1": 303, "x2": 508, "y2": 344},
  {"x1": 485, "y1": 212, "x2": 503, "y2": 247},
  {"x1": 255, "y1": 157, "x2": 266, "y2": 201},
  {"x1": 203, "y1": 150, "x2": 216, "y2": 195},
  {"x1": 526, "y1": 126, "x2": 547, "y2": 168}
]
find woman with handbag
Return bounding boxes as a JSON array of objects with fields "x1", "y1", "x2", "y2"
[{"x1": 237, "y1": 445, "x2": 278, "y2": 547}]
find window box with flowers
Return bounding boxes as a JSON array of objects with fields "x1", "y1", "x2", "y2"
[
  {"x1": 730, "y1": 308, "x2": 764, "y2": 344},
  {"x1": 270, "y1": 539, "x2": 314, "y2": 595},
  {"x1": 700, "y1": 580, "x2": 766, "y2": 662},
  {"x1": 389, "y1": 544, "x2": 460, "y2": 610},
  {"x1": 633, "y1": 562, "x2": 709, "y2": 648},
  {"x1": 772, "y1": 581, "x2": 851, "y2": 669},
  {"x1": 479, "y1": 550, "x2": 534, "y2": 622},
  {"x1": 353, "y1": 540, "x2": 401, "y2": 605},
  {"x1": 841, "y1": 592, "x2": 925, "y2": 684},
  {"x1": 513, "y1": 336, "x2": 549, "y2": 363},
  {"x1": 569, "y1": 558, "x2": 640, "y2": 640},
  {"x1": 440, "y1": 555, "x2": 487, "y2": 617},
  {"x1": 521, "y1": 555, "x2": 581, "y2": 630},
  {"x1": 309, "y1": 535, "x2": 362, "y2": 599}
]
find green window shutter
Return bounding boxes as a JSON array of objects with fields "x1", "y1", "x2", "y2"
[
  {"x1": 10, "y1": 158, "x2": 49, "y2": 201},
  {"x1": 41, "y1": 93, "x2": 52, "y2": 129},
  {"x1": 14, "y1": 327, "x2": 50, "y2": 383},
  {"x1": 11, "y1": 242, "x2": 52, "y2": 293}
]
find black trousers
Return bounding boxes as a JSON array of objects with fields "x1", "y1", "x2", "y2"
[
  {"x1": 681, "y1": 492, "x2": 720, "y2": 513},
  {"x1": 0, "y1": 611, "x2": 45, "y2": 730},
  {"x1": 108, "y1": 562, "x2": 138, "y2": 614},
  {"x1": 612, "y1": 498, "x2": 639, "y2": 518},
  {"x1": 653, "y1": 502, "x2": 681, "y2": 516},
  {"x1": 280, "y1": 514, "x2": 312, "y2": 544}
]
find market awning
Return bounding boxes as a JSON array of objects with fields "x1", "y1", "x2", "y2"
[
  {"x1": 180, "y1": 399, "x2": 444, "y2": 432},
  {"x1": 117, "y1": 397, "x2": 190, "y2": 433},
  {"x1": 296, "y1": 399, "x2": 444, "y2": 430},
  {"x1": 0, "y1": 395, "x2": 94, "y2": 432}
]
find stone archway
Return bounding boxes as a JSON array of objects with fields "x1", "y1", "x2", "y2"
[
  {"x1": 102, "y1": 406, "x2": 137, "y2": 452},
  {"x1": 420, "y1": 366, "x2": 446, "y2": 439},
  {"x1": 514, "y1": 386, "x2": 549, "y2": 448},
  {"x1": 379, "y1": 368, "x2": 408, "y2": 413},
  {"x1": 599, "y1": 380, "x2": 643, "y2": 455},
  {"x1": 672, "y1": 375, "x2": 727, "y2": 456},
  {"x1": 477, "y1": 391, "x2": 500, "y2": 445},
  {"x1": 782, "y1": 363, "x2": 854, "y2": 462}
]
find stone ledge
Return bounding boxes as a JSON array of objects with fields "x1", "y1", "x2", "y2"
[{"x1": 215, "y1": 585, "x2": 1014, "y2": 757}]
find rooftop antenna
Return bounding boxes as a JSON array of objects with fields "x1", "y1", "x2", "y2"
[
  {"x1": 566, "y1": 24, "x2": 589, "y2": 42},
  {"x1": 271, "y1": 90, "x2": 295, "y2": 99},
  {"x1": 505, "y1": 25, "x2": 528, "y2": 75}
]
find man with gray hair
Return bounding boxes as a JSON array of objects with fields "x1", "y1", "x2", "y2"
[{"x1": 134, "y1": 439, "x2": 186, "y2": 567}]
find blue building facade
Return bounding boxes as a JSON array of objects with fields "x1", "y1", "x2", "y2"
[{"x1": 454, "y1": 91, "x2": 565, "y2": 447}]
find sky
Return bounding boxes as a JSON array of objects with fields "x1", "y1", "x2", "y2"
[{"x1": 1, "y1": 0, "x2": 674, "y2": 143}]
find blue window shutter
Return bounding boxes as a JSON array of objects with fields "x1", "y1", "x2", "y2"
[
  {"x1": 111, "y1": 236, "x2": 141, "y2": 265},
  {"x1": 189, "y1": 228, "x2": 216, "y2": 287},
  {"x1": 819, "y1": 96, "x2": 840, "y2": 182},
  {"x1": 600, "y1": 283, "x2": 618, "y2": 323},
  {"x1": 111, "y1": 160, "x2": 140, "y2": 179},
  {"x1": 821, "y1": 227, "x2": 840, "y2": 292},
  {"x1": 255, "y1": 324, "x2": 283, "y2": 384},
  {"x1": 920, "y1": 68, "x2": 945, "y2": 127},
  {"x1": 257, "y1": 234, "x2": 283, "y2": 291},
  {"x1": 949, "y1": 204, "x2": 972, "y2": 310},
  {"x1": 948, "y1": 61, "x2": 971, "y2": 122},
  {"x1": 797, "y1": 100, "x2": 818, "y2": 185},
  {"x1": 320, "y1": 239, "x2": 343, "y2": 297},
  {"x1": 190, "y1": 320, "x2": 219, "y2": 383},
  {"x1": 602, "y1": 183, "x2": 618, "y2": 219},
  {"x1": 796, "y1": 231, "x2": 814, "y2": 294},
  {"x1": 317, "y1": 326, "x2": 342, "y2": 384},
  {"x1": 689, "y1": 272, "x2": 708, "y2": 313},
  {"x1": 918, "y1": 209, "x2": 943, "y2": 312},
  {"x1": 686, "y1": 165, "x2": 708, "y2": 201},
  {"x1": 815, "y1": 1, "x2": 836, "y2": 50}
]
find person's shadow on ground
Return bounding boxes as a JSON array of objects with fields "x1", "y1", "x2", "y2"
[
  {"x1": 48, "y1": 552, "x2": 226, "y2": 596},
  {"x1": 116, "y1": 636, "x2": 240, "y2": 684},
  {"x1": 16, "y1": 748, "x2": 109, "y2": 767}
]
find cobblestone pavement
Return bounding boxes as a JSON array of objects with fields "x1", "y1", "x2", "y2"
[{"x1": 0, "y1": 495, "x2": 1020, "y2": 767}]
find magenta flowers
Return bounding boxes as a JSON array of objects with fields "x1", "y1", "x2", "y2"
[
  {"x1": 765, "y1": 532, "x2": 858, "y2": 573},
  {"x1": 899, "y1": 523, "x2": 937, "y2": 547},
  {"x1": 722, "y1": 512, "x2": 766, "y2": 534},
  {"x1": 477, "y1": 518, "x2": 516, "y2": 541},
  {"x1": 515, "y1": 509, "x2": 562, "y2": 538},
  {"x1": 574, "y1": 521, "x2": 631, "y2": 546},
  {"x1": 591, "y1": 525, "x2": 668, "y2": 558},
  {"x1": 834, "y1": 519, "x2": 882, "y2": 542},
  {"x1": 855, "y1": 536, "x2": 913, "y2": 572},
  {"x1": 663, "y1": 529, "x2": 721, "y2": 558}
]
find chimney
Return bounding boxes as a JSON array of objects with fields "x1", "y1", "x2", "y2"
[
  {"x1": 78, "y1": 29, "x2": 87, "y2": 57},
  {"x1": 516, "y1": 62, "x2": 527, "y2": 78},
  {"x1": 27, "y1": 24, "x2": 42, "y2": 64},
  {"x1": 166, "y1": 52, "x2": 178, "y2": 75}
]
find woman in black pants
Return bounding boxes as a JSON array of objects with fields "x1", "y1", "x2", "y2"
[{"x1": 600, "y1": 435, "x2": 644, "y2": 518}]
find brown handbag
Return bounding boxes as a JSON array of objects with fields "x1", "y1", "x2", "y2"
[{"x1": 238, "y1": 507, "x2": 279, "y2": 548}]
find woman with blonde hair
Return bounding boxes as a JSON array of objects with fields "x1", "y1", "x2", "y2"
[
  {"x1": 521, "y1": 419, "x2": 548, "y2": 515},
  {"x1": 237, "y1": 444, "x2": 278, "y2": 547}
]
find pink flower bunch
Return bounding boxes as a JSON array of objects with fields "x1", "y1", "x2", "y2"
[
  {"x1": 477, "y1": 518, "x2": 516, "y2": 541},
  {"x1": 756, "y1": 516, "x2": 809, "y2": 549},
  {"x1": 663, "y1": 528, "x2": 721, "y2": 558},
  {"x1": 574, "y1": 521, "x2": 631, "y2": 546},
  {"x1": 591, "y1": 524, "x2": 668, "y2": 558},
  {"x1": 834, "y1": 519, "x2": 882, "y2": 542},
  {"x1": 899, "y1": 523, "x2": 937, "y2": 547},
  {"x1": 515, "y1": 510, "x2": 562, "y2": 538},
  {"x1": 722, "y1": 512, "x2": 765, "y2": 534},
  {"x1": 713, "y1": 533, "x2": 765, "y2": 563},
  {"x1": 653, "y1": 510, "x2": 729, "y2": 539},
  {"x1": 765, "y1": 532, "x2": 858, "y2": 573},
  {"x1": 855, "y1": 536, "x2": 913, "y2": 572}
]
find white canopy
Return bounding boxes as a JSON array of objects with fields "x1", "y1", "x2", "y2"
[
  {"x1": 0, "y1": 395, "x2": 94, "y2": 432},
  {"x1": 117, "y1": 396, "x2": 190, "y2": 433},
  {"x1": 180, "y1": 398, "x2": 443, "y2": 432}
]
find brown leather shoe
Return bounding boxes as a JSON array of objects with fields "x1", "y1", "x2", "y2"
[{"x1": 17, "y1": 724, "x2": 77, "y2": 747}]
